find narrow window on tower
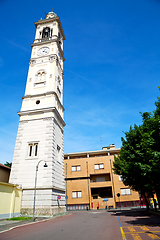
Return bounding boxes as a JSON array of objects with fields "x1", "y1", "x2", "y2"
[
  {"x1": 35, "y1": 70, "x2": 46, "y2": 86},
  {"x1": 57, "y1": 76, "x2": 61, "y2": 98},
  {"x1": 29, "y1": 144, "x2": 33, "y2": 157},
  {"x1": 37, "y1": 72, "x2": 41, "y2": 82},
  {"x1": 27, "y1": 142, "x2": 39, "y2": 158},
  {"x1": 58, "y1": 32, "x2": 62, "y2": 45},
  {"x1": 57, "y1": 76, "x2": 61, "y2": 86},
  {"x1": 42, "y1": 72, "x2": 45, "y2": 81},
  {"x1": 34, "y1": 143, "x2": 38, "y2": 157},
  {"x1": 57, "y1": 145, "x2": 61, "y2": 163},
  {"x1": 57, "y1": 87, "x2": 61, "y2": 97}
]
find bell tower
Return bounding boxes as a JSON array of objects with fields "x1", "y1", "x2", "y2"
[{"x1": 9, "y1": 12, "x2": 66, "y2": 215}]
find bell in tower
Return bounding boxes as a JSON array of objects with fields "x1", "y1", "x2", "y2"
[{"x1": 42, "y1": 27, "x2": 51, "y2": 38}]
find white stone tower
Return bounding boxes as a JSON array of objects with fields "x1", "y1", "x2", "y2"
[{"x1": 9, "y1": 11, "x2": 66, "y2": 215}]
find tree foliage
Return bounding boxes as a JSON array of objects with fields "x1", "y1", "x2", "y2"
[
  {"x1": 113, "y1": 92, "x2": 160, "y2": 209},
  {"x1": 4, "y1": 161, "x2": 12, "y2": 168}
]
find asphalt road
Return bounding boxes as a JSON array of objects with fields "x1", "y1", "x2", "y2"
[
  {"x1": 0, "y1": 210, "x2": 121, "y2": 240},
  {"x1": 1, "y1": 209, "x2": 160, "y2": 240}
]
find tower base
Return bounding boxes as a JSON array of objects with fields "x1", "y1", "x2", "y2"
[
  {"x1": 21, "y1": 188, "x2": 66, "y2": 216},
  {"x1": 21, "y1": 206, "x2": 66, "y2": 217}
]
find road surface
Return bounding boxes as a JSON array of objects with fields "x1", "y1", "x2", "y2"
[
  {"x1": 0, "y1": 210, "x2": 121, "y2": 240},
  {"x1": 1, "y1": 209, "x2": 160, "y2": 240},
  {"x1": 117, "y1": 209, "x2": 160, "y2": 240}
]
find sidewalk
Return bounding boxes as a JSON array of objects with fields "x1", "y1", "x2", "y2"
[{"x1": 0, "y1": 217, "x2": 50, "y2": 233}]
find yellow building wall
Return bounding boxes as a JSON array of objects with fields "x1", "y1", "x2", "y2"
[{"x1": 0, "y1": 182, "x2": 22, "y2": 219}]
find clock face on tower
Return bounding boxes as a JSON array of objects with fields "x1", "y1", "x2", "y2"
[{"x1": 37, "y1": 47, "x2": 50, "y2": 56}]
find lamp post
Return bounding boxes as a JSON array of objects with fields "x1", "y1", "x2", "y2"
[{"x1": 33, "y1": 160, "x2": 48, "y2": 221}]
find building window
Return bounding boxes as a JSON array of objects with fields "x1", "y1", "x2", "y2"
[
  {"x1": 29, "y1": 144, "x2": 33, "y2": 157},
  {"x1": 35, "y1": 70, "x2": 46, "y2": 85},
  {"x1": 28, "y1": 143, "x2": 39, "y2": 158},
  {"x1": 72, "y1": 166, "x2": 81, "y2": 172},
  {"x1": 119, "y1": 175, "x2": 123, "y2": 181},
  {"x1": 93, "y1": 196, "x2": 98, "y2": 199},
  {"x1": 35, "y1": 143, "x2": 38, "y2": 156},
  {"x1": 72, "y1": 191, "x2": 82, "y2": 198},
  {"x1": 42, "y1": 71, "x2": 45, "y2": 81},
  {"x1": 120, "y1": 188, "x2": 131, "y2": 196},
  {"x1": 94, "y1": 163, "x2": 104, "y2": 170},
  {"x1": 96, "y1": 177, "x2": 105, "y2": 182},
  {"x1": 57, "y1": 87, "x2": 61, "y2": 97},
  {"x1": 58, "y1": 76, "x2": 61, "y2": 85},
  {"x1": 57, "y1": 145, "x2": 61, "y2": 163}
]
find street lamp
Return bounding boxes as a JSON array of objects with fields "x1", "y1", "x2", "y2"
[{"x1": 33, "y1": 160, "x2": 48, "y2": 221}]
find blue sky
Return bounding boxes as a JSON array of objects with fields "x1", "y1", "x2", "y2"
[{"x1": 0, "y1": 0, "x2": 160, "y2": 164}]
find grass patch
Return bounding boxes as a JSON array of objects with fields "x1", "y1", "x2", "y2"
[{"x1": 6, "y1": 217, "x2": 32, "y2": 221}]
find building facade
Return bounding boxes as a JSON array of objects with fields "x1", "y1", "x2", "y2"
[
  {"x1": 64, "y1": 145, "x2": 140, "y2": 210},
  {"x1": 9, "y1": 11, "x2": 66, "y2": 216}
]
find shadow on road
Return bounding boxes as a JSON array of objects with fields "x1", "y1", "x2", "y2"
[{"x1": 110, "y1": 208, "x2": 160, "y2": 226}]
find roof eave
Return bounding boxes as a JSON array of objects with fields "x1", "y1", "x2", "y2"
[{"x1": 64, "y1": 148, "x2": 121, "y2": 157}]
